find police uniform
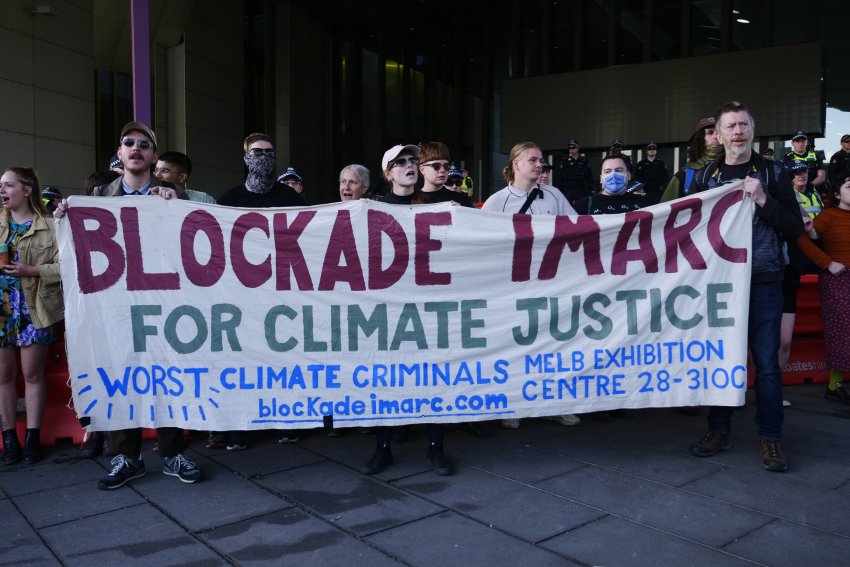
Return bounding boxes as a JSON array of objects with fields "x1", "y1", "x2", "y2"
[{"x1": 556, "y1": 154, "x2": 593, "y2": 203}]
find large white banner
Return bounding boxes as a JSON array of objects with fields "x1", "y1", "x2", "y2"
[{"x1": 57, "y1": 183, "x2": 753, "y2": 431}]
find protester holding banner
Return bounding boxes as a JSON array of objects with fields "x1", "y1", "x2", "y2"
[
  {"x1": 0, "y1": 167, "x2": 63, "y2": 465},
  {"x1": 482, "y1": 142, "x2": 580, "y2": 430},
  {"x1": 53, "y1": 121, "x2": 200, "y2": 488},
  {"x1": 360, "y1": 143, "x2": 454, "y2": 476},
  {"x1": 797, "y1": 171, "x2": 850, "y2": 405},
  {"x1": 339, "y1": 164, "x2": 370, "y2": 201},
  {"x1": 416, "y1": 142, "x2": 474, "y2": 207},
  {"x1": 688, "y1": 102, "x2": 803, "y2": 472}
]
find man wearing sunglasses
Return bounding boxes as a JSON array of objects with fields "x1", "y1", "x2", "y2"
[
  {"x1": 86, "y1": 122, "x2": 185, "y2": 199},
  {"x1": 53, "y1": 121, "x2": 200, "y2": 489},
  {"x1": 218, "y1": 133, "x2": 306, "y2": 208}
]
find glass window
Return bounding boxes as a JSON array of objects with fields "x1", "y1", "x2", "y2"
[
  {"x1": 731, "y1": 0, "x2": 762, "y2": 51},
  {"x1": 772, "y1": 0, "x2": 811, "y2": 45},
  {"x1": 616, "y1": 0, "x2": 644, "y2": 65},
  {"x1": 651, "y1": 0, "x2": 682, "y2": 61},
  {"x1": 548, "y1": 1, "x2": 576, "y2": 73},
  {"x1": 691, "y1": 0, "x2": 721, "y2": 56},
  {"x1": 580, "y1": 0, "x2": 609, "y2": 70}
]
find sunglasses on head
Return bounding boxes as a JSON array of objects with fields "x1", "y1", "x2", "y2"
[
  {"x1": 391, "y1": 156, "x2": 419, "y2": 168},
  {"x1": 421, "y1": 162, "x2": 451, "y2": 171},
  {"x1": 121, "y1": 137, "x2": 153, "y2": 149}
]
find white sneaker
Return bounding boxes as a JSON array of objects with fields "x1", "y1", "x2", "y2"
[
  {"x1": 500, "y1": 418, "x2": 521, "y2": 429},
  {"x1": 546, "y1": 414, "x2": 581, "y2": 426}
]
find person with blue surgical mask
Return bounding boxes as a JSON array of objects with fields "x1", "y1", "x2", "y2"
[{"x1": 573, "y1": 155, "x2": 651, "y2": 215}]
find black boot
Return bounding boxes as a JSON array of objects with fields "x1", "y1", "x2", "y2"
[
  {"x1": 79, "y1": 431, "x2": 104, "y2": 459},
  {"x1": 2, "y1": 429, "x2": 22, "y2": 466},
  {"x1": 23, "y1": 429, "x2": 42, "y2": 464},
  {"x1": 360, "y1": 445, "x2": 393, "y2": 475},
  {"x1": 427, "y1": 443, "x2": 454, "y2": 476}
]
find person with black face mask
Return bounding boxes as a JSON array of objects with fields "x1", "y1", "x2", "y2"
[
  {"x1": 213, "y1": 132, "x2": 306, "y2": 451},
  {"x1": 218, "y1": 133, "x2": 306, "y2": 207}
]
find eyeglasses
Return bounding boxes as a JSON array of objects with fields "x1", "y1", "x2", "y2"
[
  {"x1": 421, "y1": 161, "x2": 450, "y2": 171},
  {"x1": 390, "y1": 156, "x2": 419, "y2": 168},
  {"x1": 120, "y1": 137, "x2": 153, "y2": 149},
  {"x1": 153, "y1": 167, "x2": 183, "y2": 175},
  {"x1": 248, "y1": 148, "x2": 275, "y2": 156},
  {"x1": 446, "y1": 180, "x2": 462, "y2": 187}
]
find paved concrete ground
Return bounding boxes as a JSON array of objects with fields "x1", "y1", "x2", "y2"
[{"x1": 2, "y1": 383, "x2": 848, "y2": 566}]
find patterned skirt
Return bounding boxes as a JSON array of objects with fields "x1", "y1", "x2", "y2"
[{"x1": 819, "y1": 269, "x2": 850, "y2": 372}]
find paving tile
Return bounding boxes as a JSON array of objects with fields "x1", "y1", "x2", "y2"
[
  {"x1": 257, "y1": 460, "x2": 444, "y2": 536},
  {"x1": 536, "y1": 465, "x2": 771, "y2": 547},
  {"x1": 201, "y1": 508, "x2": 403, "y2": 566},
  {"x1": 199, "y1": 439, "x2": 327, "y2": 478},
  {"x1": 541, "y1": 515, "x2": 754, "y2": 567},
  {"x1": 396, "y1": 467, "x2": 605, "y2": 541},
  {"x1": 0, "y1": 447, "x2": 105, "y2": 497},
  {"x1": 367, "y1": 510, "x2": 576, "y2": 566},
  {"x1": 724, "y1": 518, "x2": 848, "y2": 566},
  {"x1": 681, "y1": 466, "x2": 850, "y2": 537},
  {"x1": 39, "y1": 505, "x2": 226, "y2": 566},
  {"x1": 132, "y1": 457, "x2": 293, "y2": 532},
  {"x1": 0, "y1": 498, "x2": 60, "y2": 566},
  {"x1": 14, "y1": 478, "x2": 145, "y2": 528},
  {"x1": 450, "y1": 434, "x2": 587, "y2": 483}
]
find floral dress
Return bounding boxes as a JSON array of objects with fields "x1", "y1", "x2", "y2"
[{"x1": 0, "y1": 220, "x2": 55, "y2": 347}]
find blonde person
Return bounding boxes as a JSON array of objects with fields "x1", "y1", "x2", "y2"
[
  {"x1": 482, "y1": 142, "x2": 580, "y2": 429},
  {"x1": 0, "y1": 167, "x2": 63, "y2": 465}
]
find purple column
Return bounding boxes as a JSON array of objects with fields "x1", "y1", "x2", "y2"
[{"x1": 130, "y1": 0, "x2": 152, "y2": 125}]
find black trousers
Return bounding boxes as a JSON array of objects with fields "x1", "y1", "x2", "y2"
[{"x1": 109, "y1": 427, "x2": 185, "y2": 459}]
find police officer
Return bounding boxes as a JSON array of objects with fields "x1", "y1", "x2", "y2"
[
  {"x1": 781, "y1": 131, "x2": 825, "y2": 193},
  {"x1": 827, "y1": 134, "x2": 850, "y2": 187},
  {"x1": 634, "y1": 141, "x2": 670, "y2": 200},
  {"x1": 556, "y1": 139, "x2": 593, "y2": 203}
]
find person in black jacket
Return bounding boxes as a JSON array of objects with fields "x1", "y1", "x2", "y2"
[{"x1": 688, "y1": 102, "x2": 803, "y2": 473}]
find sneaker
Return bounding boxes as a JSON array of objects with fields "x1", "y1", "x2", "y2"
[
  {"x1": 98, "y1": 454, "x2": 146, "y2": 490},
  {"x1": 360, "y1": 446, "x2": 393, "y2": 475},
  {"x1": 759, "y1": 439, "x2": 789, "y2": 472},
  {"x1": 162, "y1": 453, "x2": 202, "y2": 483},
  {"x1": 226, "y1": 432, "x2": 247, "y2": 451},
  {"x1": 824, "y1": 385, "x2": 850, "y2": 406},
  {"x1": 546, "y1": 414, "x2": 581, "y2": 426},
  {"x1": 427, "y1": 445, "x2": 454, "y2": 476},
  {"x1": 500, "y1": 418, "x2": 521, "y2": 430},
  {"x1": 206, "y1": 431, "x2": 226, "y2": 449},
  {"x1": 79, "y1": 431, "x2": 104, "y2": 459},
  {"x1": 689, "y1": 432, "x2": 732, "y2": 458},
  {"x1": 278, "y1": 432, "x2": 300, "y2": 444}
]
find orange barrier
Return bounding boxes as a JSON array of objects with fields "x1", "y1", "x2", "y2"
[{"x1": 4, "y1": 325, "x2": 157, "y2": 448}]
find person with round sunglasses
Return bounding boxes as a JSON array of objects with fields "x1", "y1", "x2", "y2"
[
  {"x1": 416, "y1": 142, "x2": 473, "y2": 207},
  {"x1": 0, "y1": 167, "x2": 63, "y2": 465}
]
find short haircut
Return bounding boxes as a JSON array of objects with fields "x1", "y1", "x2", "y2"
[
  {"x1": 84, "y1": 169, "x2": 121, "y2": 196},
  {"x1": 339, "y1": 164, "x2": 370, "y2": 187},
  {"x1": 714, "y1": 101, "x2": 755, "y2": 129},
  {"x1": 418, "y1": 141, "x2": 451, "y2": 164},
  {"x1": 243, "y1": 132, "x2": 274, "y2": 153},
  {"x1": 158, "y1": 151, "x2": 192, "y2": 176}
]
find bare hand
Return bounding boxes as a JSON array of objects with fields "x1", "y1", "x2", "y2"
[
  {"x1": 1, "y1": 261, "x2": 37, "y2": 277},
  {"x1": 150, "y1": 186, "x2": 178, "y2": 200},
  {"x1": 827, "y1": 262, "x2": 846, "y2": 275},
  {"x1": 743, "y1": 176, "x2": 767, "y2": 207},
  {"x1": 53, "y1": 198, "x2": 68, "y2": 221}
]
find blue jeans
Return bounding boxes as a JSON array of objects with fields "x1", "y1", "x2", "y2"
[{"x1": 707, "y1": 281, "x2": 784, "y2": 441}]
